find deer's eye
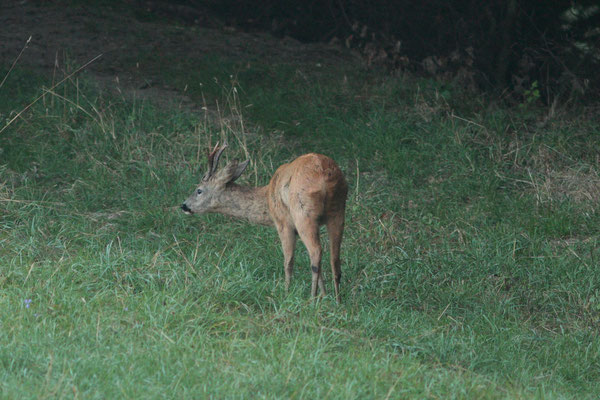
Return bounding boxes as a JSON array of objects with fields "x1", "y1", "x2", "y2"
[{"x1": 197, "y1": 189, "x2": 203, "y2": 195}]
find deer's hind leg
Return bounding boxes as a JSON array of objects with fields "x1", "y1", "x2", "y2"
[
  {"x1": 326, "y1": 212, "x2": 345, "y2": 303},
  {"x1": 276, "y1": 223, "x2": 297, "y2": 291},
  {"x1": 295, "y1": 218, "x2": 325, "y2": 298}
]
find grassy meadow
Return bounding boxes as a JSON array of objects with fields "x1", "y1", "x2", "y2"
[{"x1": 1, "y1": 18, "x2": 600, "y2": 399}]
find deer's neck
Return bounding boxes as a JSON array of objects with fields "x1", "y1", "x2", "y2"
[{"x1": 213, "y1": 184, "x2": 273, "y2": 226}]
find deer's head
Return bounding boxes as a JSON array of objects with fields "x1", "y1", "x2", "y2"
[{"x1": 181, "y1": 143, "x2": 249, "y2": 215}]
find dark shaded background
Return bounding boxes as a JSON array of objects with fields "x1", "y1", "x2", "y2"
[{"x1": 140, "y1": 0, "x2": 600, "y2": 104}]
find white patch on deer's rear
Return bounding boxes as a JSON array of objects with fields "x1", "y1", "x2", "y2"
[{"x1": 280, "y1": 180, "x2": 290, "y2": 207}]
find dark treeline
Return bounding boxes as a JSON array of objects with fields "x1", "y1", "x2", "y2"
[{"x1": 146, "y1": 0, "x2": 600, "y2": 103}]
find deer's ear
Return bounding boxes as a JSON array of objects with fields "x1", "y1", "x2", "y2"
[
  {"x1": 229, "y1": 159, "x2": 250, "y2": 183},
  {"x1": 214, "y1": 160, "x2": 250, "y2": 185}
]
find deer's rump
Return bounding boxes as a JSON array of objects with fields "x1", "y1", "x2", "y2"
[{"x1": 269, "y1": 153, "x2": 347, "y2": 225}]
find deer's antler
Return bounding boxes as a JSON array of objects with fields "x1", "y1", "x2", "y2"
[{"x1": 203, "y1": 142, "x2": 228, "y2": 181}]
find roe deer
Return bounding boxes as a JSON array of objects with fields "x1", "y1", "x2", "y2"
[{"x1": 181, "y1": 144, "x2": 348, "y2": 302}]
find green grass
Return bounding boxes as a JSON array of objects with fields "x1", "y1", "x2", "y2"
[{"x1": 1, "y1": 36, "x2": 600, "y2": 399}]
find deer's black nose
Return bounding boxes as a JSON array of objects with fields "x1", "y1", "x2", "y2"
[{"x1": 181, "y1": 203, "x2": 192, "y2": 213}]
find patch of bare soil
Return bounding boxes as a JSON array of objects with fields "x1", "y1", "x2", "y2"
[
  {"x1": 506, "y1": 144, "x2": 600, "y2": 210},
  {"x1": 0, "y1": 0, "x2": 357, "y2": 110},
  {"x1": 545, "y1": 169, "x2": 600, "y2": 205},
  {"x1": 531, "y1": 167, "x2": 600, "y2": 209}
]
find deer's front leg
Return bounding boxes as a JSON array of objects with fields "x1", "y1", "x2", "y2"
[{"x1": 276, "y1": 223, "x2": 297, "y2": 291}]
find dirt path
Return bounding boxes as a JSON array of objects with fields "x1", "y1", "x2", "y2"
[{"x1": 1, "y1": 1, "x2": 356, "y2": 110}]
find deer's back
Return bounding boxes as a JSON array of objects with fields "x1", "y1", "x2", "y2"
[{"x1": 267, "y1": 153, "x2": 347, "y2": 227}]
